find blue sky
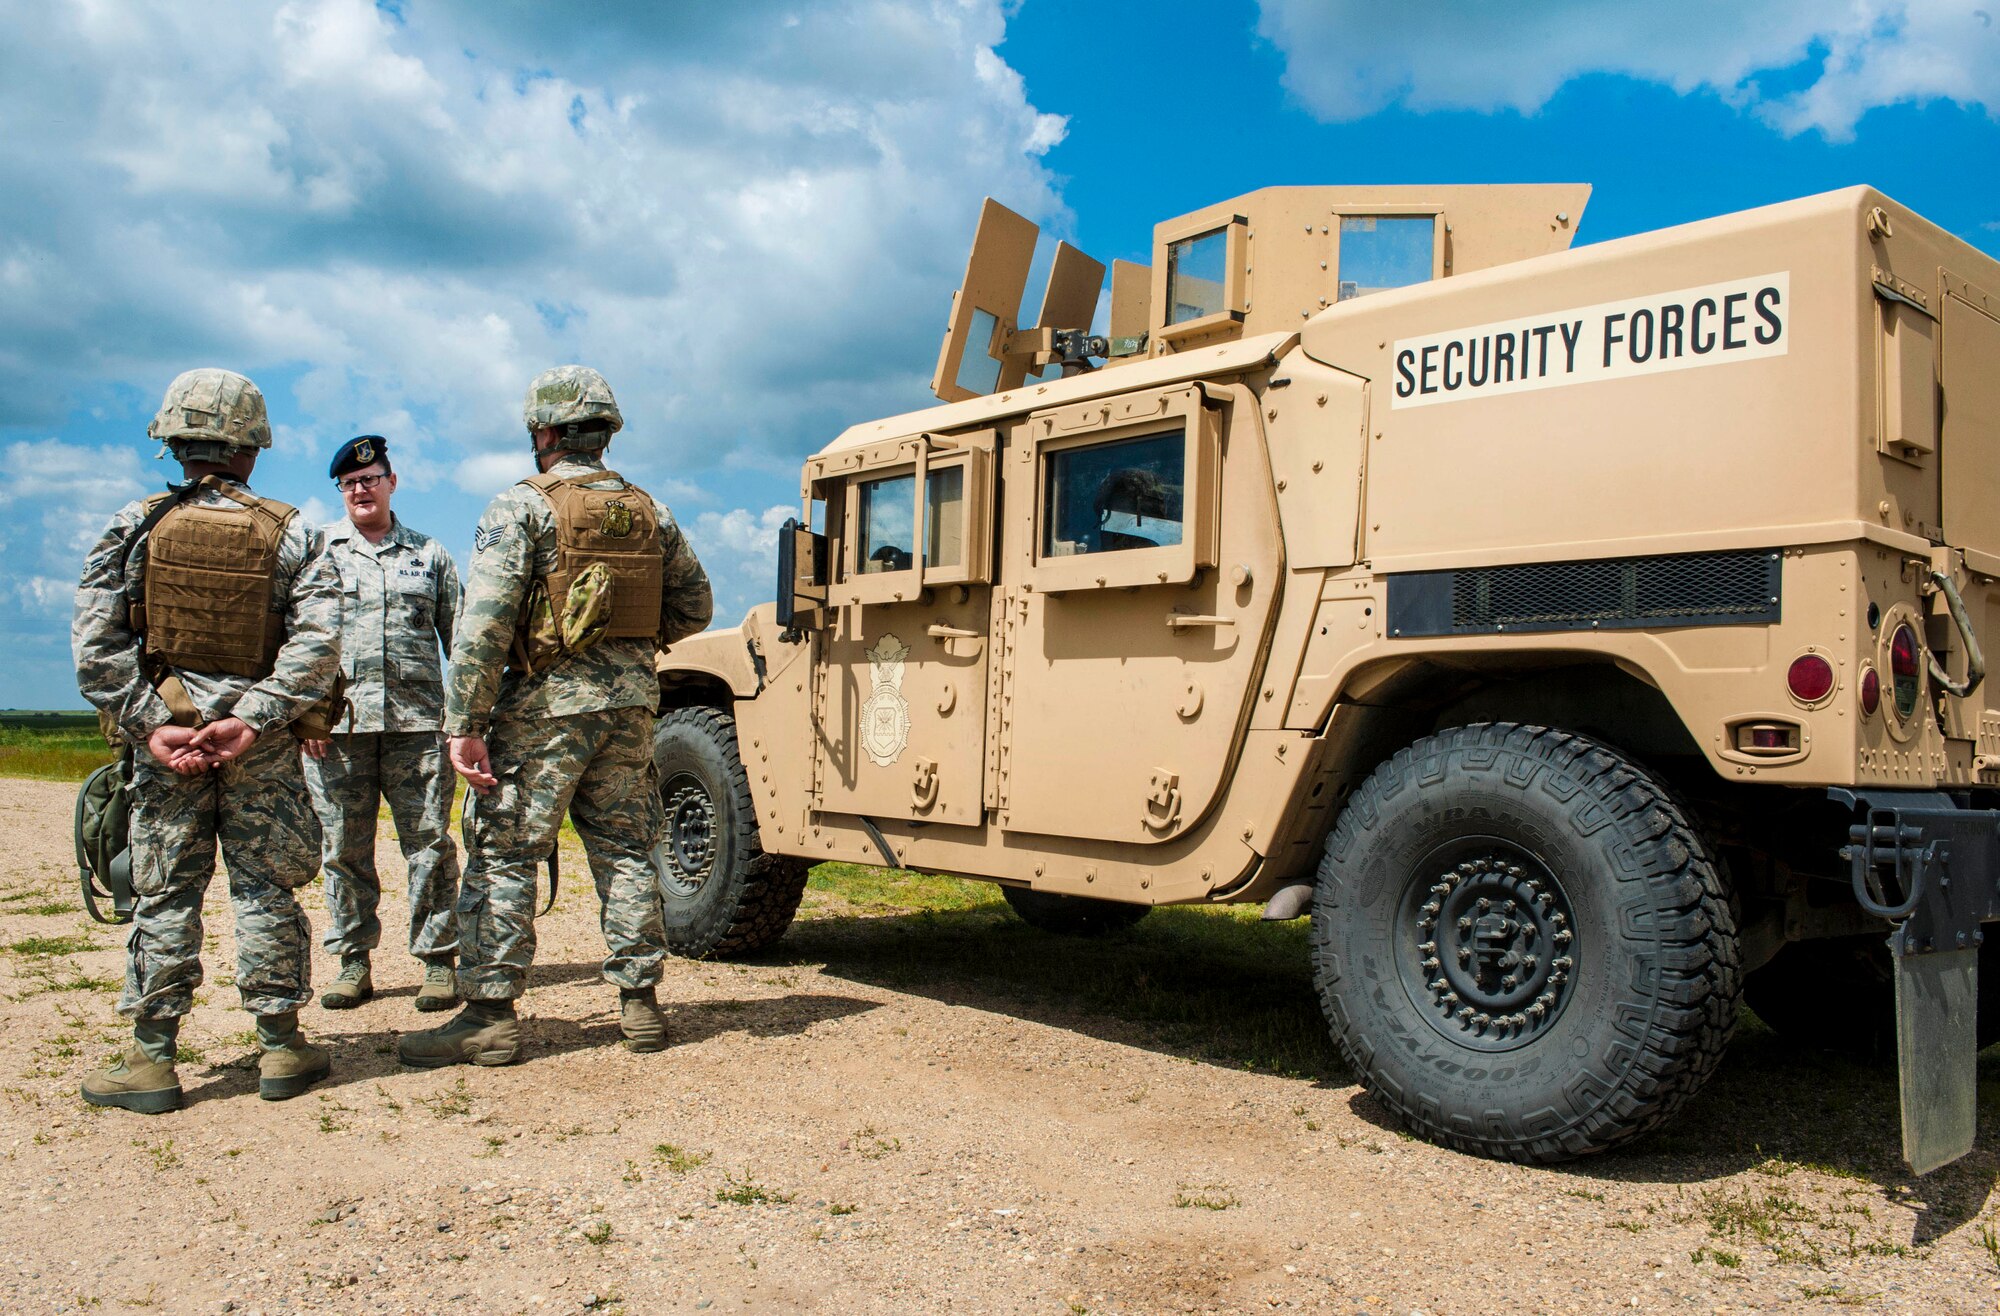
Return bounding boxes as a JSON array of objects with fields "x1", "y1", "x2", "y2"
[{"x1": 2, "y1": 0, "x2": 1996, "y2": 709}]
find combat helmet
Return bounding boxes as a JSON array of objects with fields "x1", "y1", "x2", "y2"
[
  {"x1": 524, "y1": 365, "x2": 624, "y2": 453},
  {"x1": 148, "y1": 368, "x2": 272, "y2": 463}
]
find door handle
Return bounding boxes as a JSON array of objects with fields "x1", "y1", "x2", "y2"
[
  {"x1": 1165, "y1": 614, "x2": 1235, "y2": 630},
  {"x1": 927, "y1": 624, "x2": 982, "y2": 640}
]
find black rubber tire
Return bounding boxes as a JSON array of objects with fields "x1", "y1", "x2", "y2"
[
  {"x1": 1000, "y1": 886, "x2": 1151, "y2": 936},
  {"x1": 652, "y1": 706, "x2": 809, "y2": 959},
  {"x1": 1311, "y1": 722, "x2": 1741, "y2": 1164},
  {"x1": 1746, "y1": 934, "x2": 2000, "y2": 1055}
]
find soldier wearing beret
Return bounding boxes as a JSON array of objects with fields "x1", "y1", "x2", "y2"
[{"x1": 304, "y1": 435, "x2": 465, "y2": 1013}]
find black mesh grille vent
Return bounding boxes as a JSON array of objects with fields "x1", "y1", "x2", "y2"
[{"x1": 1386, "y1": 550, "x2": 1781, "y2": 637}]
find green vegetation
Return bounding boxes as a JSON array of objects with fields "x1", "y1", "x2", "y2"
[
  {"x1": 7, "y1": 935, "x2": 98, "y2": 958},
  {"x1": 0, "y1": 720, "x2": 115, "y2": 782},
  {"x1": 652, "y1": 1142, "x2": 708, "y2": 1174},
  {"x1": 715, "y1": 1173, "x2": 794, "y2": 1206}
]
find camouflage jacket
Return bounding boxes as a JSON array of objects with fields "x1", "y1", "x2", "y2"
[
  {"x1": 325, "y1": 514, "x2": 463, "y2": 734},
  {"x1": 73, "y1": 476, "x2": 343, "y2": 740},
  {"x1": 444, "y1": 453, "x2": 712, "y2": 736}
]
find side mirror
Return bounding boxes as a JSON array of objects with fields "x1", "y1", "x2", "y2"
[{"x1": 775, "y1": 518, "x2": 828, "y2": 640}]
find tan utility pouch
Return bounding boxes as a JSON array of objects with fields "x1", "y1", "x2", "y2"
[
  {"x1": 292, "y1": 672, "x2": 350, "y2": 741},
  {"x1": 509, "y1": 472, "x2": 662, "y2": 677}
]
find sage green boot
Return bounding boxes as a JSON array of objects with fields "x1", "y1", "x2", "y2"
[
  {"x1": 81, "y1": 1047, "x2": 182, "y2": 1115},
  {"x1": 414, "y1": 961, "x2": 458, "y2": 1014},
  {"x1": 397, "y1": 1001, "x2": 520, "y2": 1069},
  {"x1": 256, "y1": 1011, "x2": 331, "y2": 1101},
  {"x1": 320, "y1": 954, "x2": 373, "y2": 1010},
  {"x1": 619, "y1": 987, "x2": 667, "y2": 1054}
]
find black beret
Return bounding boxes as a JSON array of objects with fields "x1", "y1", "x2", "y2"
[{"x1": 329, "y1": 435, "x2": 391, "y2": 480}]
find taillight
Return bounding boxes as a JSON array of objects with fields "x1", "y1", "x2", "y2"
[
  {"x1": 1787, "y1": 654, "x2": 1834, "y2": 704},
  {"x1": 1859, "y1": 667, "x2": 1881, "y2": 716},
  {"x1": 1890, "y1": 623, "x2": 1921, "y2": 718}
]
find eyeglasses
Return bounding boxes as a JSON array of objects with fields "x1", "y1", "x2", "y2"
[{"x1": 335, "y1": 473, "x2": 389, "y2": 493}]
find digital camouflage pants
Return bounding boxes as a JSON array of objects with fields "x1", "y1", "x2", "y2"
[
  {"x1": 456, "y1": 705, "x2": 667, "y2": 1001},
  {"x1": 122, "y1": 729, "x2": 319, "y2": 1021},
  {"x1": 304, "y1": 730, "x2": 461, "y2": 962}
]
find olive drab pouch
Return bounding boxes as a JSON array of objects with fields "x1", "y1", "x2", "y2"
[
  {"x1": 74, "y1": 758, "x2": 134, "y2": 925},
  {"x1": 509, "y1": 472, "x2": 662, "y2": 677}
]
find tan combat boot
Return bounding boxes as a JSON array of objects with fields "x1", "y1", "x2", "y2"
[
  {"x1": 414, "y1": 961, "x2": 458, "y2": 1013},
  {"x1": 256, "y1": 1011, "x2": 330, "y2": 1100},
  {"x1": 81, "y1": 1047, "x2": 183, "y2": 1115},
  {"x1": 619, "y1": 987, "x2": 667, "y2": 1054},
  {"x1": 397, "y1": 1001, "x2": 520, "y2": 1068},
  {"x1": 320, "y1": 954, "x2": 373, "y2": 1010}
]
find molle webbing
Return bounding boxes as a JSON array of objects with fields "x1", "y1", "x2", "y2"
[
  {"x1": 524, "y1": 470, "x2": 663, "y2": 641},
  {"x1": 138, "y1": 485, "x2": 294, "y2": 679}
]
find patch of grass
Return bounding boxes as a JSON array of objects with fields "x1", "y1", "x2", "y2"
[
  {"x1": 804, "y1": 863, "x2": 1002, "y2": 915},
  {"x1": 621, "y1": 1160, "x2": 642, "y2": 1184},
  {"x1": 12, "y1": 902, "x2": 79, "y2": 918},
  {"x1": 416, "y1": 1077, "x2": 472, "y2": 1119},
  {"x1": 1609, "y1": 1219, "x2": 1649, "y2": 1233},
  {"x1": 1982, "y1": 1223, "x2": 2000, "y2": 1271},
  {"x1": 582, "y1": 1221, "x2": 613, "y2": 1246},
  {"x1": 0, "y1": 722, "x2": 116, "y2": 782},
  {"x1": 1561, "y1": 1187, "x2": 1605, "y2": 1202},
  {"x1": 173, "y1": 1042, "x2": 203, "y2": 1065},
  {"x1": 850, "y1": 1125, "x2": 900, "y2": 1160},
  {"x1": 7, "y1": 935, "x2": 98, "y2": 957},
  {"x1": 11, "y1": 961, "x2": 119, "y2": 1000},
  {"x1": 652, "y1": 1143, "x2": 708, "y2": 1174},
  {"x1": 715, "y1": 1173, "x2": 794, "y2": 1206},
  {"x1": 827, "y1": 1202, "x2": 858, "y2": 1216},
  {"x1": 134, "y1": 1138, "x2": 179, "y2": 1172},
  {"x1": 1691, "y1": 1245, "x2": 1742, "y2": 1268},
  {"x1": 1172, "y1": 1183, "x2": 1240, "y2": 1211},
  {"x1": 1687, "y1": 1179, "x2": 1907, "y2": 1266}
]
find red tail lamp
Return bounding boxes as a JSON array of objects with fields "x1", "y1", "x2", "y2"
[
  {"x1": 1786, "y1": 654, "x2": 1835, "y2": 704},
  {"x1": 1859, "y1": 667, "x2": 1881, "y2": 716},
  {"x1": 1889, "y1": 623, "x2": 1922, "y2": 718}
]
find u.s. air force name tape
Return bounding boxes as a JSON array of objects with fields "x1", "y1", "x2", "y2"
[{"x1": 1390, "y1": 272, "x2": 1789, "y2": 410}]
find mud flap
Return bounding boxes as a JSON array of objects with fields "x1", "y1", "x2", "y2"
[
  {"x1": 1893, "y1": 942, "x2": 1978, "y2": 1175},
  {"x1": 1836, "y1": 789, "x2": 2000, "y2": 1175}
]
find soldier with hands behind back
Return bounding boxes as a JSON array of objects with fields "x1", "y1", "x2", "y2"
[
  {"x1": 71, "y1": 368, "x2": 344, "y2": 1113},
  {"x1": 305, "y1": 436, "x2": 464, "y2": 1014},
  {"x1": 399, "y1": 366, "x2": 711, "y2": 1069}
]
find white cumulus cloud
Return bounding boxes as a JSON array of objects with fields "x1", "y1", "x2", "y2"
[
  {"x1": 1254, "y1": 0, "x2": 2000, "y2": 140},
  {"x1": 687, "y1": 504, "x2": 797, "y2": 626}
]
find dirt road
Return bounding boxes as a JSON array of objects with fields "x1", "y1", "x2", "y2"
[{"x1": 2, "y1": 776, "x2": 1998, "y2": 1314}]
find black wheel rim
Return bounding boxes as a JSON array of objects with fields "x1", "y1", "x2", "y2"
[
  {"x1": 1396, "y1": 837, "x2": 1578, "y2": 1053},
  {"x1": 659, "y1": 771, "x2": 718, "y2": 898}
]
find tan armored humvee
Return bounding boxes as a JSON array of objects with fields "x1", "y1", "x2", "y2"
[{"x1": 653, "y1": 182, "x2": 2000, "y2": 1172}]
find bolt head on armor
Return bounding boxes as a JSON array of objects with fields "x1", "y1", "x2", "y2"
[
  {"x1": 523, "y1": 365, "x2": 623, "y2": 451},
  {"x1": 147, "y1": 368, "x2": 272, "y2": 453}
]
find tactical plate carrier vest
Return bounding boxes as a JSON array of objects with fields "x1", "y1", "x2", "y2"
[
  {"x1": 136, "y1": 481, "x2": 293, "y2": 678},
  {"x1": 510, "y1": 470, "x2": 663, "y2": 676}
]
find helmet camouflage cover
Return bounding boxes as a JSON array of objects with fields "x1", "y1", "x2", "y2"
[
  {"x1": 147, "y1": 368, "x2": 272, "y2": 452},
  {"x1": 524, "y1": 365, "x2": 623, "y2": 451}
]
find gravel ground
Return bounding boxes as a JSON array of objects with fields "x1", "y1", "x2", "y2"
[{"x1": 3, "y1": 776, "x2": 2000, "y2": 1315}]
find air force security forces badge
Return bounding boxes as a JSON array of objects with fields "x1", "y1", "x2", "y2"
[{"x1": 860, "y1": 634, "x2": 912, "y2": 767}]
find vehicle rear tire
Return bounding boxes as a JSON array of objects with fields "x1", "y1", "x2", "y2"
[
  {"x1": 1311, "y1": 722, "x2": 1740, "y2": 1164},
  {"x1": 1746, "y1": 934, "x2": 2000, "y2": 1055},
  {"x1": 1000, "y1": 886, "x2": 1151, "y2": 936},
  {"x1": 652, "y1": 706, "x2": 809, "y2": 959}
]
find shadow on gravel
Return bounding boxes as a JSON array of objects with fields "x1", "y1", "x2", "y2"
[
  {"x1": 775, "y1": 903, "x2": 2000, "y2": 1218},
  {"x1": 776, "y1": 903, "x2": 1344, "y2": 1085},
  {"x1": 179, "y1": 983, "x2": 877, "y2": 1104}
]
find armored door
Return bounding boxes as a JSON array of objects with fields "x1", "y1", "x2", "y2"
[
  {"x1": 993, "y1": 384, "x2": 1281, "y2": 845},
  {"x1": 810, "y1": 432, "x2": 996, "y2": 827}
]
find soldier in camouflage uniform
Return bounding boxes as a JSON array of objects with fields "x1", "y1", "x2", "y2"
[
  {"x1": 399, "y1": 365, "x2": 712, "y2": 1068},
  {"x1": 72, "y1": 368, "x2": 343, "y2": 1112},
  {"x1": 304, "y1": 435, "x2": 464, "y2": 1013}
]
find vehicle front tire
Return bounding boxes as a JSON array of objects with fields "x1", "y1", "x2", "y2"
[
  {"x1": 1000, "y1": 886, "x2": 1151, "y2": 936},
  {"x1": 652, "y1": 706, "x2": 809, "y2": 959},
  {"x1": 1311, "y1": 722, "x2": 1740, "y2": 1163}
]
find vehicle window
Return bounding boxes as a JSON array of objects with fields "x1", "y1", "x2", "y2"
[
  {"x1": 1042, "y1": 431, "x2": 1185, "y2": 559},
  {"x1": 1166, "y1": 229, "x2": 1227, "y2": 324},
  {"x1": 857, "y1": 474, "x2": 915, "y2": 574},
  {"x1": 954, "y1": 307, "x2": 1003, "y2": 395},
  {"x1": 924, "y1": 465, "x2": 964, "y2": 569},
  {"x1": 1337, "y1": 216, "x2": 1434, "y2": 301}
]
